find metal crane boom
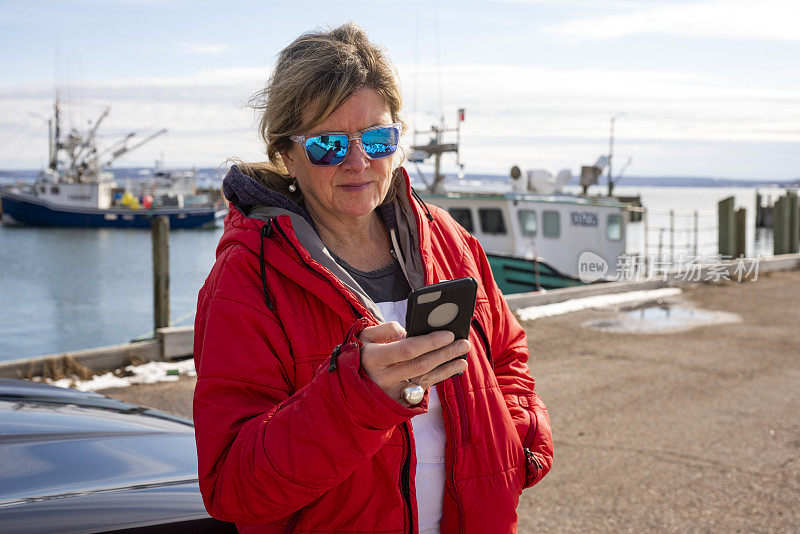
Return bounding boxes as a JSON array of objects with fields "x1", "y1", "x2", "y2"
[{"x1": 104, "y1": 128, "x2": 167, "y2": 167}]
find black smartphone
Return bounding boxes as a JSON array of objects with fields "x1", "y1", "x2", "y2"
[{"x1": 405, "y1": 277, "x2": 478, "y2": 359}]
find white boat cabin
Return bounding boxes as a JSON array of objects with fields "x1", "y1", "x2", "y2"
[
  {"x1": 423, "y1": 192, "x2": 628, "y2": 278},
  {"x1": 33, "y1": 173, "x2": 117, "y2": 210}
]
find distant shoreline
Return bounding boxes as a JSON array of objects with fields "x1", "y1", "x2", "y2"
[{"x1": 1, "y1": 167, "x2": 798, "y2": 189}]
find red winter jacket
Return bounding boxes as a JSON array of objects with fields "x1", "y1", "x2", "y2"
[{"x1": 193, "y1": 167, "x2": 553, "y2": 533}]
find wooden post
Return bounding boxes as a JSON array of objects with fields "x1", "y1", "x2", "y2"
[
  {"x1": 773, "y1": 197, "x2": 785, "y2": 256},
  {"x1": 152, "y1": 216, "x2": 170, "y2": 334},
  {"x1": 789, "y1": 192, "x2": 799, "y2": 254},
  {"x1": 755, "y1": 191, "x2": 762, "y2": 227},
  {"x1": 718, "y1": 196, "x2": 735, "y2": 257},
  {"x1": 734, "y1": 208, "x2": 746, "y2": 258},
  {"x1": 693, "y1": 209, "x2": 699, "y2": 258}
]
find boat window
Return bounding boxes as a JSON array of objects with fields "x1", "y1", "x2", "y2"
[
  {"x1": 479, "y1": 208, "x2": 507, "y2": 235},
  {"x1": 517, "y1": 209, "x2": 537, "y2": 237},
  {"x1": 50, "y1": 186, "x2": 60, "y2": 194},
  {"x1": 607, "y1": 213, "x2": 622, "y2": 241},
  {"x1": 448, "y1": 208, "x2": 474, "y2": 233},
  {"x1": 543, "y1": 210, "x2": 560, "y2": 238}
]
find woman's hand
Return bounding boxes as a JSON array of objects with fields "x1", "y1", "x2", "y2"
[{"x1": 358, "y1": 321, "x2": 470, "y2": 406}]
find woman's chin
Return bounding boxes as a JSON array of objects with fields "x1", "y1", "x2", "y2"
[
  {"x1": 335, "y1": 203, "x2": 380, "y2": 221},
  {"x1": 333, "y1": 189, "x2": 383, "y2": 219}
]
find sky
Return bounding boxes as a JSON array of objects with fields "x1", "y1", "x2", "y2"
[{"x1": 0, "y1": 0, "x2": 798, "y2": 180}]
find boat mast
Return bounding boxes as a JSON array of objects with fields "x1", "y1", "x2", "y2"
[
  {"x1": 410, "y1": 108, "x2": 464, "y2": 194},
  {"x1": 48, "y1": 96, "x2": 61, "y2": 172}
]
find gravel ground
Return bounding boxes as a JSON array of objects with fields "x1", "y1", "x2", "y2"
[{"x1": 99, "y1": 270, "x2": 800, "y2": 533}]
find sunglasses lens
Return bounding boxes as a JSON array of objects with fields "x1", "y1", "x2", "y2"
[
  {"x1": 361, "y1": 126, "x2": 399, "y2": 159},
  {"x1": 305, "y1": 134, "x2": 348, "y2": 165}
]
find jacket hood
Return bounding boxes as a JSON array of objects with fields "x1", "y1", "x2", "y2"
[
  {"x1": 222, "y1": 164, "x2": 315, "y2": 225},
  {"x1": 216, "y1": 165, "x2": 430, "y2": 320}
]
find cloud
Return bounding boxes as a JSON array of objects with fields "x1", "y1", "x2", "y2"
[
  {"x1": 1, "y1": 61, "x2": 798, "y2": 178},
  {"x1": 542, "y1": 0, "x2": 800, "y2": 43},
  {"x1": 397, "y1": 61, "x2": 800, "y2": 177},
  {"x1": 176, "y1": 42, "x2": 232, "y2": 55}
]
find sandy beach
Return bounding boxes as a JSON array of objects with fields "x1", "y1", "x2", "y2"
[{"x1": 99, "y1": 269, "x2": 800, "y2": 532}]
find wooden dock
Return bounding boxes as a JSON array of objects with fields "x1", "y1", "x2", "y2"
[{"x1": 0, "y1": 326, "x2": 193, "y2": 379}]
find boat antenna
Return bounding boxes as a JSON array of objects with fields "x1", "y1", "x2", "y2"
[
  {"x1": 607, "y1": 113, "x2": 625, "y2": 197},
  {"x1": 412, "y1": 9, "x2": 419, "y2": 148},
  {"x1": 435, "y1": 10, "x2": 444, "y2": 124}
]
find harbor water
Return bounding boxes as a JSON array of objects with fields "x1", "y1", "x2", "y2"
[
  {"x1": 0, "y1": 181, "x2": 784, "y2": 362},
  {"x1": 0, "y1": 225, "x2": 223, "y2": 361}
]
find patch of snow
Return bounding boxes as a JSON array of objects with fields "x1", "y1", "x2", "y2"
[
  {"x1": 516, "y1": 288, "x2": 683, "y2": 322},
  {"x1": 49, "y1": 358, "x2": 196, "y2": 392}
]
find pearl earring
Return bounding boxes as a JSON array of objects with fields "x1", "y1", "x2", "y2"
[{"x1": 288, "y1": 178, "x2": 297, "y2": 193}]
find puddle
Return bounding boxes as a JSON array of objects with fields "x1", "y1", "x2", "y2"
[{"x1": 582, "y1": 302, "x2": 742, "y2": 334}]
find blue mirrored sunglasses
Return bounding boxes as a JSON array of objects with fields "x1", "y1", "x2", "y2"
[{"x1": 290, "y1": 123, "x2": 401, "y2": 166}]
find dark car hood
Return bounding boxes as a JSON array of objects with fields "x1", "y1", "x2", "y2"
[{"x1": 0, "y1": 379, "x2": 232, "y2": 533}]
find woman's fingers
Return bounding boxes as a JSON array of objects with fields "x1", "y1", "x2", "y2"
[
  {"x1": 386, "y1": 338, "x2": 470, "y2": 384},
  {"x1": 359, "y1": 324, "x2": 471, "y2": 404},
  {"x1": 358, "y1": 321, "x2": 406, "y2": 344},
  {"x1": 413, "y1": 356, "x2": 468, "y2": 390},
  {"x1": 365, "y1": 330, "x2": 456, "y2": 369}
]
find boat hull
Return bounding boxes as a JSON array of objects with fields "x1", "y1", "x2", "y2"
[
  {"x1": 487, "y1": 253, "x2": 587, "y2": 293},
  {"x1": 0, "y1": 189, "x2": 216, "y2": 229}
]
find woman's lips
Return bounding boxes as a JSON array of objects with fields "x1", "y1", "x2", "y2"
[{"x1": 339, "y1": 182, "x2": 371, "y2": 191}]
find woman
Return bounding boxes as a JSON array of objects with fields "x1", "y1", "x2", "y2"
[{"x1": 193, "y1": 23, "x2": 553, "y2": 533}]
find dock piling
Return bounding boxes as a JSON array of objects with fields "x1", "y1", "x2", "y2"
[
  {"x1": 152, "y1": 216, "x2": 170, "y2": 334},
  {"x1": 789, "y1": 192, "x2": 799, "y2": 254},
  {"x1": 734, "y1": 208, "x2": 746, "y2": 258},
  {"x1": 718, "y1": 196, "x2": 736, "y2": 258}
]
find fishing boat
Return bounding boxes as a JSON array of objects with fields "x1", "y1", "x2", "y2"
[
  {"x1": 0, "y1": 99, "x2": 220, "y2": 229},
  {"x1": 410, "y1": 111, "x2": 628, "y2": 294}
]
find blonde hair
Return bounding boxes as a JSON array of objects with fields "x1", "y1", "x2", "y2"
[{"x1": 237, "y1": 23, "x2": 406, "y2": 202}]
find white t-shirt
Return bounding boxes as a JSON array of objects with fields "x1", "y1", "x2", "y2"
[{"x1": 376, "y1": 300, "x2": 446, "y2": 534}]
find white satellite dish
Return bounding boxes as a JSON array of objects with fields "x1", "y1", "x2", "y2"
[
  {"x1": 554, "y1": 168, "x2": 572, "y2": 192},
  {"x1": 530, "y1": 169, "x2": 555, "y2": 195}
]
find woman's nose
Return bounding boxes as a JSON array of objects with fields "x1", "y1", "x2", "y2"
[{"x1": 340, "y1": 137, "x2": 370, "y2": 173}]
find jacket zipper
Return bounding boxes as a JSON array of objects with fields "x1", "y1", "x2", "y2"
[
  {"x1": 449, "y1": 318, "x2": 493, "y2": 447},
  {"x1": 399, "y1": 423, "x2": 414, "y2": 534},
  {"x1": 453, "y1": 377, "x2": 470, "y2": 444},
  {"x1": 442, "y1": 385, "x2": 465, "y2": 533}
]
